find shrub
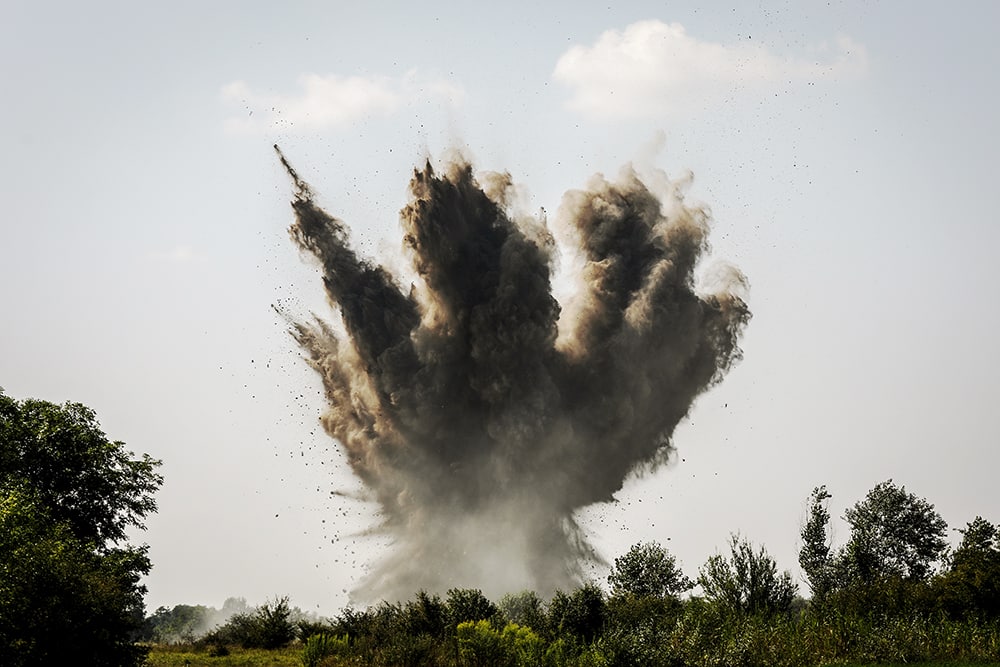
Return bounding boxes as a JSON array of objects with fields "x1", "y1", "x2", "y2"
[
  {"x1": 302, "y1": 633, "x2": 348, "y2": 667},
  {"x1": 205, "y1": 596, "x2": 297, "y2": 649},
  {"x1": 457, "y1": 620, "x2": 509, "y2": 667}
]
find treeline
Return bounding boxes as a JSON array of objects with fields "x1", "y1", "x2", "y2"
[{"x1": 147, "y1": 479, "x2": 1000, "y2": 666}]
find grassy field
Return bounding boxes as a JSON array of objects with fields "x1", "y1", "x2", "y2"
[
  {"x1": 144, "y1": 645, "x2": 1000, "y2": 667},
  {"x1": 144, "y1": 644, "x2": 302, "y2": 666}
]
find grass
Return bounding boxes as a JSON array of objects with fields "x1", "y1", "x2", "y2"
[
  {"x1": 834, "y1": 664, "x2": 1000, "y2": 667},
  {"x1": 143, "y1": 643, "x2": 1000, "y2": 667},
  {"x1": 144, "y1": 644, "x2": 302, "y2": 666}
]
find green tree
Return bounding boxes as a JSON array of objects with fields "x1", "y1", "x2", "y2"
[
  {"x1": 208, "y1": 596, "x2": 297, "y2": 649},
  {"x1": 498, "y1": 590, "x2": 546, "y2": 631},
  {"x1": 0, "y1": 393, "x2": 161, "y2": 545},
  {"x1": 841, "y1": 479, "x2": 947, "y2": 583},
  {"x1": 445, "y1": 588, "x2": 498, "y2": 630},
  {"x1": 400, "y1": 590, "x2": 447, "y2": 637},
  {"x1": 0, "y1": 391, "x2": 162, "y2": 667},
  {"x1": 547, "y1": 583, "x2": 606, "y2": 642},
  {"x1": 0, "y1": 489, "x2": 151, "y2": 666},
  {"x1": 698, "y1": 533, "x2": 797, "y2": 617},
  {"x1": 141, "y1": 603, "x2": 212, "y2": 643},
  {"x1": 608, "y1": 541, "x2": 693, "y2": 599},
  {"x1": 799, "y1": 485, "x2": 835, "y2": 601},
  {"x1": 936, "y1": 516, "x2": 1000, "y2": 619}
]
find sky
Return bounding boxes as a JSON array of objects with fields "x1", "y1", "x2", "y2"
[{"x1": 2, "y1": 0, "x2": 999, "y2": 614}]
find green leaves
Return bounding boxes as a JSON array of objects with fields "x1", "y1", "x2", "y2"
[
  {"x1": 0, "y1": 390, "x2": 162, "y2": 667},
  {"x1": 799, "y1": 485, "x2": 835, "y2": 600},
  {"x1": 0, "y1": 488, "x2": 151, "y2": 666},
  {"x1": 698, "y1": 534, "x2": 797, "y2": 617},
  {"x1": 842, "y1": 479, "x2": 948, "y2": 583},
  {"x1": 607, "y1": 541, "x2": 693, "y2": 599},
  {"x1": 0, "y1": 392, "x2": 162, "y2": 546}
]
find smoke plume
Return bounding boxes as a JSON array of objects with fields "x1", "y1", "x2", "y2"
[{"x1": 275, "y1": 145, "x2": 750, "y2": 603}]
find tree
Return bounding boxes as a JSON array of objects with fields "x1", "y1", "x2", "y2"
[
  {"x1": 0, "y1": 390, "x2": 162, "y2": 667},
  {"x1": 799, "y1": 486, "x2": 835, "y2": 600},
  {"x1": 445, "y1": 588, "x2": 498, "y2": 631},
  {"x1": 141, "y1": 604, "x2": 212, "y2": 643},
  {"x1": 698, "y1": 534, "x2": 797, "y2": 617},
  {"x1": 498, "y1": 590, "x2": 546, "y2": 631},
  {"x1": 841, "y1": 479, "x2": 947, "y2": 583},
  {"x1": 547, "y1": 583, "x2": 606, "y2": 642},
  {"x1": 0, "y1": 393, "x2": 161, "y2": 545},
  {"x1": 0, "y1": 488, "x2": 151, "y2": 666},
  {"x1": 936, "y1": 516, "x2": 1000, "y2": 619},
  {"x1": 608, "y1": 541, "x2": 694, "y2": 599},
  {"x1": 400, "y1": 590, "x2": 447, "y2": 637},
  {"x1": 208, "y1": 597, "x2": 297, "y2": 649}
]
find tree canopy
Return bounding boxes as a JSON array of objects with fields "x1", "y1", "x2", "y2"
[
  {"x1": 0, "y1": 390, "x2": 162, "y2": 667},
  {"x1": 607, "y1": 541, "x2": 693, "y2": 599},
  {"x1": 842, "y1": 479, "x2": 948, "y2": 583},
  {"x1": 0, "y1": 393, "x2": 161, "y2": 545}
]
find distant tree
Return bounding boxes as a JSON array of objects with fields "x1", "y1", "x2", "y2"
[
  {"x1": 142, "y1": 604, "x2": 212, "y2": 643},
  {"x1": 799, "y1": 486, "x2": 835, "y2": 601},
  {"x1": 0, "y1": 391, "x2": 162, "y2": 667},
  {"x1": 698, "y1": 534, "x2": 797, "y2": 617},
  {"x1": 608, "y1": 541, "x2": 693, "y2": 599},
  {"x1": 207, "y1": 596, "x2": 296, "y2": 649},
  {"x1": 841, "y1": 479, "x2": 947, "y2": 583}
]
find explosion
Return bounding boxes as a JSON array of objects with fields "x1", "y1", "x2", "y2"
[{"x1": 276, "y1": 146, "x2": 749, "y2": 602}]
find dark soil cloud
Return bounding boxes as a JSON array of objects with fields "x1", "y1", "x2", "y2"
[{"x1": 276, "y1": 146, "x2": 750, "y2": 603}]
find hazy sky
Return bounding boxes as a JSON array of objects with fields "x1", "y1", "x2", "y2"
[{"x1": 3, "y1": 0, "x2": 998, "y2": 613}]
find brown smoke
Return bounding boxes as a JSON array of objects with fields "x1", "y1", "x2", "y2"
[{"x1": 275, "y1": 145, "x2": 750, "y2": 603}]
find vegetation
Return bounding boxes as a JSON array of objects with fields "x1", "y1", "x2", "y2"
[
  {"x1": 4, "y1": 389, "x2": 995, "y2": 666},
  {"x1": 0, "y1": 390, "x2": 162, "y2": 667},
  {"x1": 141, "y1": 478, "x2": 1000, "y2": 666}
]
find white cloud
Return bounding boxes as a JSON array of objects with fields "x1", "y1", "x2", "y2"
[
  {"x1": 222, "y1": 71, "x2": 465, "y2": 134},
  {"x1": 553, "y1": 20, "x2": 868, "y2": 120}
]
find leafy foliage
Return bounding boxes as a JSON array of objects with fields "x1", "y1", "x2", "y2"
[
  {"x1": 547, "y1": 582, "x2": 606, "y2": 642},
  {"x1": 607, "y1": 540, "x2": 693, "y2": 599},
  {"x1": 445, "y1": 588, "x2": 499, "y2": 630},
  {"x1": 937, "y1": 516, "x2": 1000, "y2": 619},
  {"x1": 205, "y1": 596, "x2": 297, "y2": 649},
  {"x1": 301, "y1": 632, "x2": 348, "y2": 667},
  {"x1": 498, "y1": 590, "x2": 547, "y2": 632},
  {"x1": 0, "y1": 391, "x2": 161, "y2": 667},
  {"x1": 141, "y1": 477, "x2": 1000, "y2": 666},
  {"x1": 0, "y1": 488, "x2": 151, "y2": 666},
  {"x1": 0, "y1": 392, "x2": 162, "y2": 545},
  {"x1": 799, "y1": 485, "x2": 835, "y2": 600},
  {"x1": 841, "y1": 479, "x2": 948, "y2": 583},
  {"x1": 698, "y1": 533, "x2": 797, "y2": 617}
]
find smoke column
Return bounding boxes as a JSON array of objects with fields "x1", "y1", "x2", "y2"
[{"x1": 275, "y1": 146, "x2": 750, "y2": 603}]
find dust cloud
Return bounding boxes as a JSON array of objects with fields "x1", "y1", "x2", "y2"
[{"x1": 275, "y1": 146, "x2": 749, "y2": 603}]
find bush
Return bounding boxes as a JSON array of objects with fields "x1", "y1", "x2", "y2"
[
  {"x1": 302, "y1": 633, "x2": 349, "y2": 667},
  {"x1": 205, "y1": 596, "x2": 297, "y2": 649},
  {"x1": 698, "y1": 534, "x2": 797, "y2": 618},
  {"x1": 457, "y1": 620, "x2": 508, "y2": 667}
]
